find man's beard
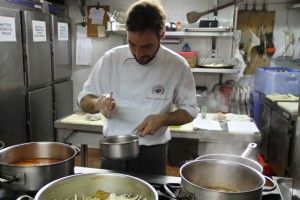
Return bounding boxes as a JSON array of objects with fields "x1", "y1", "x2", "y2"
[
  {"x1": 133, "y1": 45, "x2": 160, "y2": 65},
  {"x1": 134, "y1": 55, "x2": 156, "y2": 65}
]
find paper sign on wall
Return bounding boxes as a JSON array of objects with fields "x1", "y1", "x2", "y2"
[
  {"x1": 57, "y1": 22, "x2": 68, "y2": 41},
  {"x1": 0, "y1": 16, "x2": 16, "y2": 42},
  {"x1": 32, "y1": 20, "x2": 47, "y2": 42}
]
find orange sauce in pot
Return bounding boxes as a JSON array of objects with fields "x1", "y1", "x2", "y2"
[{"x1": 13, "y1": 158, "x2": 63, "y2": 166}]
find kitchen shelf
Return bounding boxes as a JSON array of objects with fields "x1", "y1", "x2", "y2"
[
  {"x1": 191, "y1": 67, "x2": 240, "y2": 74},
  {"x1": 106, "y1": 27, "x2": 234, "y2": 37}
]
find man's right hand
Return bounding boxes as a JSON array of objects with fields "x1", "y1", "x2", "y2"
[
  {"x1": 95, "y1": 94, "x2": 116, "y2": 118},
  {"x1": 80, "y1": 94, "x2": 116, "y2": 118}
]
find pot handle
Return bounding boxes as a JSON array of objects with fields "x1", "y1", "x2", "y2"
[
  {"x1": 0, "y1": 174, "x2": 18, "y2": 183},
  {"x1": 71, "y1": 145, "x2": 81, "y2": 155},
  {"x1": 241, "y1": 143, "x2": 257, "y2": 158},
  {"x1": 16, "y1": 195, "x2": 34, "y2": 200},
  {"x1": 262, "y1": 176, "x2": 277, "y2": 192},
  {"x1": 163, "y1": 184, "x2": 177, "y2": 198}
]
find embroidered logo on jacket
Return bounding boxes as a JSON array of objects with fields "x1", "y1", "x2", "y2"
[{"x1": 152, "y1": 85, "x2": 165, "y2": 95}]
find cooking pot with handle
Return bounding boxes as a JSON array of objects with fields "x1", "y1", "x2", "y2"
[
  {"x1": 99, "y1": 134, "x2": 139, "y2": 160},
  {"x1": 16, "y1": 173, "x2": 158, "y2": 200},
  {"x1": 180, "y1": 159, "x2": 276, "y2": 200},
  {"x1": 0, "y1": 142, "x2": 80, "y2": 191},
  {"x1": 196, "y1": 143, "x2": 263, "y2": 172}
]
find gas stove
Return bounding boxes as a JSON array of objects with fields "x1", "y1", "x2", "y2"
[{"x1": 0, "y1": 166, "x2": 283, "y2": 200}]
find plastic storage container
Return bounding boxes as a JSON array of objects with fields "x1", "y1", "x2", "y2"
[
  {"x1": 254, "y1": 67, "x2": 300, "y2": 95},
  {"x1": 177, "y1": 51, "x2": 198, "y2": 67}
]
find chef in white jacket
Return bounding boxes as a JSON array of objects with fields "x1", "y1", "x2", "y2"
[{"x1": 78, "y1": 0, "x2": 199, "y2": 175}]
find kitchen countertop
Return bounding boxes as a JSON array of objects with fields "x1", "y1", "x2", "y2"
[
  {"x1": 55, "y1": 112, "x2": 261, "y2": 142},
  {"x1": 55, "y1": 112, "x2": 261, "y2": 166}
]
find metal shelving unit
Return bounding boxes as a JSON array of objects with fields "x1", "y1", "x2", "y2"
[{"x1": 191, "y1": 67, "x2": 239, "y2": 73}]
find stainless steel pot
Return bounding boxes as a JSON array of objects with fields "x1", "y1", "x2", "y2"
[
  {"x1": 196, "y1": 154, "x2": 263, "y2": 172},
  {"x1": 0, "y1": 142, "x2": 80, "y2": 191},
  {"x1": 99, "y1": 134, "x2": 139, "y2": 160},
  {"x1": 180, "y1": 159, "x2": 274, "y2": 200},
  {"x1": 0, "y1": 141, "x2": 4, "y2": 150},
  {"x1": 196, "y1": 143, "x2": 263, "y2": 172},
  {"x1": 17, "y1": 173, "x2": 158, "y2": 200}
]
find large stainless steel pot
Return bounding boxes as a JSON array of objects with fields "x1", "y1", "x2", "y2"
[
  {"x1": 196, "y1": 143, "x2": 263, "y2": 172},
  {"x1": 196, "y1": 154, "x2": 263, "y2": 172},
  {"x1": 180, "y1": 159, "x2": 273, "y2": 200},
  {"x1": 17, "y1": 173, "x2": 158, "y2": 200},
  {"x1": 0, "y1": 142, "x2": 80, "y2": 191},
  {"x1": 99, "y1": 134, "x2": 139, "y2": 160}
]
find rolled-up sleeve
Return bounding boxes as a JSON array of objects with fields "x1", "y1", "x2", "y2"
[
  {"x1": 174, "y1": 66, "x2": 199, "y2": 118},
  {"x1": 77, "y1": 58, "x2": 104, "y2": 105}
]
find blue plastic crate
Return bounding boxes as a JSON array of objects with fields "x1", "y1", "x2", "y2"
[{"x1": 254, "y1": 67, "x2": 300, "y2": 95}]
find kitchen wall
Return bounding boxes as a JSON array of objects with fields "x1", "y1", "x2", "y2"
[{"x1": 67, "y1": 0, "x2": 300, "y2": 111}]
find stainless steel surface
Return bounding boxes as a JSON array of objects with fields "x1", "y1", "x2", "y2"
[
  {"x1": 22, "y1": 10, "x2": 51, "y2": 89},
  {"x1": 50, "y1": 15, "x2": 72, "y2": 81},
  {"x1": 268, "y1": 110, "x2": 292, "y2": 176},
  {"x1": 0, "y1": 7, "x2": 28, "y2": 147},
  {"x1": 259, "y1": 100, "x2": 272, "y2": 159},
  {"x1": 259, "y1": 95, "x2": 297, "y2": 177},
  {"x1": 53, "y1": 80, "x2": 73, "y2": 119},
  {"x1": 276, "y1": 177, "x2": 292, "y2": 200},
  {"x1": 28, "y1": 86, "x2": 54, "y2": 141},
  {"x1": 31, "y1": 173, "x2": 158, "y2": 200},
  {"x1": 292, "y1": 116, "x2": 300, "y2": 199},
  {"x1": 0, "y1": 142, "x2": 79, "y2": 191},
  {"x1": 99, "y1": 134, "x2": 139, "y2": 160},
  {"x1": 180, "y1": 159, "x2": 265, "y2": 200}
]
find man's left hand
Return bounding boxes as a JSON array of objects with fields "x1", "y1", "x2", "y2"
[{"x1": 137, "y1": 114, "x2": 167, "y2": 137}]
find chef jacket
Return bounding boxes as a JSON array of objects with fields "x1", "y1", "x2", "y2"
[{"x1": 78, "y1": 45, "x2": 199, "y2": 146}]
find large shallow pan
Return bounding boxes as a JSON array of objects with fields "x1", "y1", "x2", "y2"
[
  {"x1": 17, "y1": 173, "x2": 158, "y2": 200},
  {"x1": 180, "y1": 159, "x2": 275, "y2": 200},
  {"x1": 99, "y1": 134, "x2": 139, "y2": 160},
  {"x1": 0, "y1": 142, "x2": 80, "y2": 191}
]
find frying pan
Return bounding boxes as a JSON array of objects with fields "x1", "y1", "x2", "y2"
[{"x1": 187, "y1": 0, "x2": 243, "y2": 24}]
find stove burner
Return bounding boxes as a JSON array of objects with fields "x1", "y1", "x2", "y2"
[
  {"x1": 149, "y1": 183, "x2": 195, "y2": 200},
  {"x1": 0, "y1": 186, "x2": 37, "y2": 200}
]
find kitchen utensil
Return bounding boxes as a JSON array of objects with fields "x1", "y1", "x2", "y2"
[
  {"x1": 196, "y1": 143, "x2": 262, "y2": 172},
  {"x1": 0, "y1": 142, "x2": 80, "y2": 191},
  {"x1": 180, "y1": 159, "x2": 276, "y2": 200},
  {"x1": 17, "y1": 173, "x2": 158, "y2": 200},
  {"x1": 186, "y1": 0, "x2": 242, "y2": 23},
  {"x1": 0, "y1": 140, "x2": 4, "y2": 150},
  {"x1": 99, "y1": 134, "x2": 139, "y2": 160}
]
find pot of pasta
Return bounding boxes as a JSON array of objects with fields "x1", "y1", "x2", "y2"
[
  {"x1": 16, "y1": 173, "x2": 158, "y2": 200},
  {"x1": 0, "y1": 142, "x2": 80, "y2": 191}
]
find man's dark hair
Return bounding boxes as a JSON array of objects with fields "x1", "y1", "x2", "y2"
[{"x1": 126, "y1": 0, "x2": 166, "y2": 37}]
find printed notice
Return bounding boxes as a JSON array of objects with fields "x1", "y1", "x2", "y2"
[
  {"x1": 57, "y1": 22, "x2": 68, "y2": 41},
  {"x1": 0, "y1": 16, "x2": 16, "y2": 42},
  {"x1": 76, "y1": 25, "x2": 92, "y2": 66},
  {"x1": 32, "y1": 20, "x2": 47, "y2": 42}
]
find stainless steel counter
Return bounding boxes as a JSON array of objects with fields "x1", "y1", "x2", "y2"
[{"x1": 54, "y1": 112, "x2": 261, "y2": 166}]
